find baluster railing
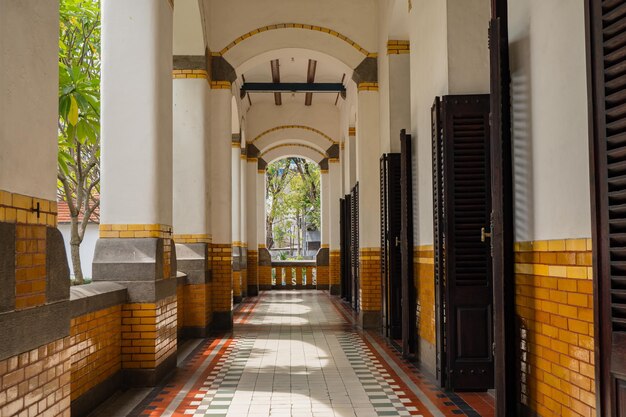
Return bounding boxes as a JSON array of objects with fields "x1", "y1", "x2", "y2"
[{"x1": 270, "y1": 260, "x2": 317, "y2": 289}]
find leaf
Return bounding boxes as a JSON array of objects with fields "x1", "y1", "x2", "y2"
[{"x1": 68, "y1": 95, "x2": 79, "y2": 126}]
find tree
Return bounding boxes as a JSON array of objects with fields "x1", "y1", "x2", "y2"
[
  {"x1": 265, "y1": 158, "x2": 320, "y2": 258},
  {"x1": 58, "y1": 0, "x2": 101, "y2": 284}
]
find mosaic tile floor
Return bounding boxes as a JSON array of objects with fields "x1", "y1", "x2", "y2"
[{"x1": 111, "y1": 290, "x2": 494, "y2": 417}]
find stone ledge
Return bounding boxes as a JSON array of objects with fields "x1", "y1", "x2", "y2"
[
  {"x1": 69, "y1": 282, "x2": 127, "y2": 318},
  {"x1": 0, "y1": 301, "x2": 71, "y2": 361}
]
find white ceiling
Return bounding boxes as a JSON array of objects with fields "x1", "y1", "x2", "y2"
[{"x1": 240, "y1": 48, "x2": 347, "y2": 108}]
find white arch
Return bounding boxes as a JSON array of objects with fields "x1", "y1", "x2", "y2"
[{"x1": 261, "y1": 144, "x2": 326, "y2": 164}]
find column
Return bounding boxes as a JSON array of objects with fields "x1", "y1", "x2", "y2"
[
  {"x1": 246, "y1": 152, "x2": 259, "y2": 296},
  {"x1": 210, "y1": 88, "x2": 233, "y2": 329},
  {"x1": 231, "y1": 135, "x2": 242, "y2": 304},
  {"x1": 172, "y1": 59, "x2": 211, "y2": 338},
  {"x1": 257, "y1": 160, "x2": 272, "y2": 290},
  {"x1": 386, "y1": 41, "x2": 411, "y2": 153},
  {"x1": 328, "y1": 157, "x2": 342, "y2": 295},
  {"x1": 344, "y1": 127, "x2": 357, "y2": 194},
  {"x1": 356, "y1": 82, "x2": 381, "y2": 329},
  {"x1": 96, "y1": 0, "x2": 177, "y2": 384},
  {"x1": 316, "y1": 160, "x2": 330, "y2": 290},
  {"x1": 240, "y1": 149, "x2": 248, "y2": 297},
  {"x1": 0, "y1": 2, "x2": 72, "y2": 414}
]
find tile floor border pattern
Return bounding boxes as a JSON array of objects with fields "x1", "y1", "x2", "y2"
[
  {"x1": 122, "y1": 291, "x2": 495, "y2": 417},
  {"x1": 183, "y1": 336, "x2": 257, "y2": 416},
  {"x1": 336, "y1": 332, "x2": 424, "y2": 416},
  {"x1": 326, "y1": 294, "x2": 494, "y2": 417}
]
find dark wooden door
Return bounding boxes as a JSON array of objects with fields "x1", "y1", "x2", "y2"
[
  {"x1": 400, "y1": 130, "x2": 416, "y2": 358},
  {"x1": 381, "y1": 154, "x2": 403, "y2": 340},
  {"x1": 340, "y1": 197, "x2": 347, "y2": 300},
  {"x1": 442, "y1": 95, "x2": 494, "y2": 391},
  {"x1": 489, "y1": 1, "x2": 517, "y2": 413},
  {"x1": 587, "y1": 1, "x2": 626, "y2": 415},
  {"x1": 344, "y1": 194, "x2": 353, "y2": 303},
  {"x1": 351, "y1": 184, "x2": 360, "y2": 312},
  {"x1": 431, "y1": 97, "x2": 447, "y2": 385}
]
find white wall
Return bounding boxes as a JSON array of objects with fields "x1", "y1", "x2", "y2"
[
  {"x1": 59, "y1": 224, "x2": 99, "y2": 279},
  {"x1": 409, "y1": 0, "x2": 449, "y2": 246},
  {"x1": 509, "y1": 0, "x2": 590, "y2": 241},
  {"x1": 173, "y1": 0, "x2": 205, "y2": 55},
  {"x1": 0, "y1": 1, "x2": 59, "y2": 200}
]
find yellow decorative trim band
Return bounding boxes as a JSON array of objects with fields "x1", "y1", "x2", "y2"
[
  {"x1": 321, "y1": 244, "x2": 330, "y2": 248},
  {"x1": 251, "y1": 125, "x2": 337, "y2": 146},
  {"x1": 359, "y1": 247, "x2": 381, "y2": 261},
  {"x1": 358, "y1": 82, "x2": 379, "y2": 92},
  {"x1": 348, "y1": 127, "x2": 356, "y2": 136},
  {"x1": 320, "y1": 169, "x2": 329, "y2": 174},
  {"x1": 387, "y1": 40, "x2": 410, "y2": 55},
  {"x1": 233, "y1": 241, "x2": 243, "y2": 247},
  {"x1": 329, "y1": 158, "x2": 340, "y2": 163},
  {"x1": 172, "y1": 69, "x2": 208, "y2": 79},
  {"x1": 247, "y1": 157, "x2": 258, "y2": 163},
  {"x1": 340, "y1": 143, "x2": 345, "y2": 150},
  {"x1": 258, "y1": 244, "x2": 267, "y2": 248},
  {"x1": 514, "y1": 238, "x2": 592, "y2": 253},
  {"x1": 0, "y1": 190, "x2": 57, "y2": 226},
  {"x1": 99, "y1": 224, "x2": 172, "y2": 239},
  {"x1": 259, "y1": 143, "x2": 326, "y2": 159},
  {"x1": 231, "y1": 143, "x2": 241, "y2": 148},
  {"x1": 173, "y1": 234, "x2": 211, "y2": 244},
  {"x1": 215, "y1": 23, "x2": 375, "y2": 57},
  {"x1": 211, "y1": 81, "x2": 231, "y2": 90},
  {"x1": 240, "y1": 154, "x2": 248, "y2": 160},
  {"x1": 258, "y1": 170, "x2": 266, "y2": 174}
]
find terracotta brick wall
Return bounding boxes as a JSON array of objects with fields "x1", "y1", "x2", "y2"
[
  {"x1": 414, "y1": 246, "x2": 436, "y2": 346},
  {"x1": 316, "y1": 266, "x2": 329, "y2": 288},
  {"x1": 212, "y1": 243, "x2": 233, "y2": 312},
  {"x1": 241, "y1": 269, "x2": 248, "y2": 296},
  {"x1": 329, "y1": 250, "x2": 340, "y2": 286},
  {"x1": 0, "y1": 337, "x2": 71, "y2": 417},
  {"x1": 15, "y1": 224, "x2": 47, "y2": 310},
  {"x1": 233, "y1": 271, "x2": 242, "y2": 298},
  {"x1": 121, "y1": 295, "x2": 177, "y2": 370},
  {"x1": 258, "y1": 266, "x2": 272, "y2": 289},
  {"x1": 247, "y1": 250, "x2": 258, "y2": 288},
  {"x1": 515, "y1": 239, "x2": 595, "y2": 417},
  {"x1": 70, "y1": 306, "x2": 121, "y2": 400},
  {"x1": 359, "y1": 248, "x2": 381, "y2": 312},
  {"x1": 183, "y1": 284, "x2": 211, "y2": 329},
  {"x1": 0, "y1": 191, "x2": 57, "y2": 312},
  {"x1": 176, "y1": 284, "x2": 184, "y2": 335}
]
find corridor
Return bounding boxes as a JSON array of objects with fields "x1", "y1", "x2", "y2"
[{"x1": 94, "y1": 291, "x2": 494, "y2": 417}]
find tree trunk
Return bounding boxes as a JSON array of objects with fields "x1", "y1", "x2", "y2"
[{"x1": 70, "y1": 217, "x2": 84, "y2": 284}]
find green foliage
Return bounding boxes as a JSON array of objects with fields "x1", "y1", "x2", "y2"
[
  {"x1": 58, "y1": 0, "x2": 101, "y2": 284},
  {"x1": 265, "y1": 158, "x2": 320, "y2": 255}
]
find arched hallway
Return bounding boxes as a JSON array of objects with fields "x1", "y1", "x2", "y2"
[{"x1": 89, "y1": 290, "x2": 494, "y2": 417}]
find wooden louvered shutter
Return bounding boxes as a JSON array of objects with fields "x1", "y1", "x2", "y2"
[
  {"x1": 380, "y1": 154, "x2": 402, "y2": 340},
  {"x1": 588, "y1": 1, "x2": 626, "y2": 415},
  {"x1": 432, "y1": 97, "x2": 447, "y2": 385},
  {"x1": 345, "y1": 194, "x2": 353, "y2": 304},
  {"x1": 340, "y1": 197, "x2": 346, "y2": 300},
  {"x1": 351, "y1": 184, "x2": 360, "y2": 312},
  {"x1": 381, "y1": 156, "x2": 389, "y2": 334},
  {"x1": 442, "y1": 95, "x2": 494, "y2": 390},
  {"x1": 400, "y1": 130, "x2": 416, "y2": 358}
]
